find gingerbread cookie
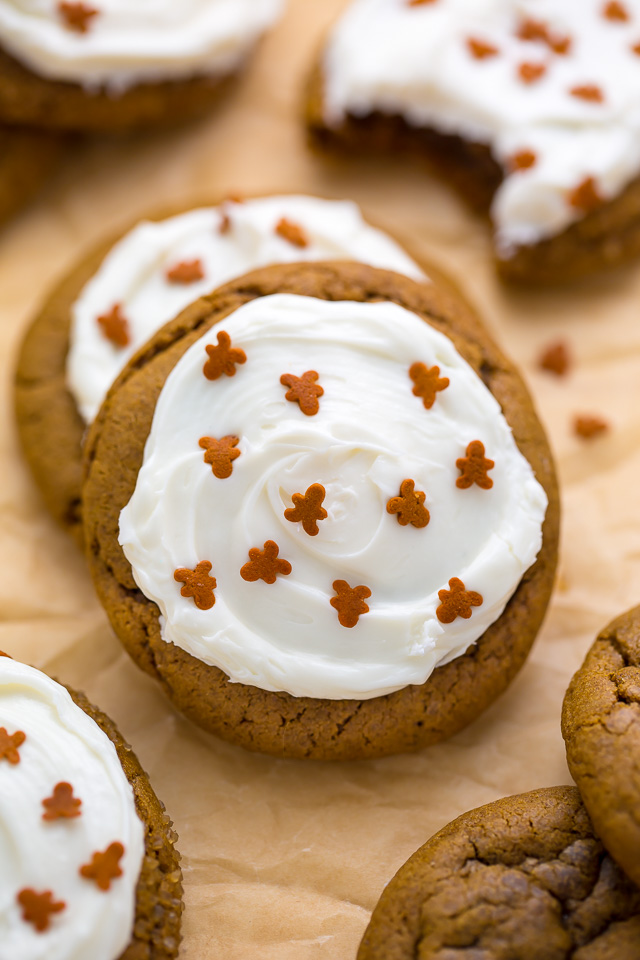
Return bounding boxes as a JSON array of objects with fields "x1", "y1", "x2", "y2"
[
  {"x1": 0, "y1": 654, "x2": 182, "y2": 958},
  {"x1": 307, "y1": 0, "x2": 640, "y2": 283},
  {"x1": 82, "y1": 261, "x2": 558, "y2": 760},
  {"x1": 358, "y1": 786, "x2": 640, "y2": 960},
  {"x1": 562, "y1": 606, "x2": 640, "y2": 890},
  {"x1": 15, "y1": 195, "x2": 426, "y2": 543},
  {"x1": 0, "y1": 0, "x2": 282, "y2": 131}
]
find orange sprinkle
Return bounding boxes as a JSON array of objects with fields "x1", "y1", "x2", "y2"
[
  {"x1": 280, "y1": 371, "x2": 324, "y2": 416},
  {"x1": 0, "y1": 727, "x2": 26, "y2": 765},
  {"x1": 174, "y1": 562, "x2": 217, "y2": 610},
  {"x1": 386, "y1": 479, "x2": 430, "y2": 528},
  {"x1": 467, "y1": 37, "x2": 499, "y2": 59},
  {"x1": 57, "y1": 1, "x2": 99, "y2": 33},
  {"x1": 97, "y1": 304, "x2": 130, "y2": 348},
  {"x1": 603, "y1": 1, "x2": 630, "y2": 21},
  {"x1": 574, "y1": 415, "x2": 610, "y2": 439},
  {"x1": 199, "y1": 435, "x2": 241, "y2": 479},
  {"x1": 17, "y1": 889, "x2": 65, "y2": 932},
  {"x1": 203, "y1": 331, "x2": 246, "y2": 380},
  {"x1": 569, "y1": 177, "x2": 603, "y2": 213},
  {"x1": 275, "y1": 218, "x2": 309, "y2": 248},
  {"x1": 240, "y1": 541, "x2": 292, "y2": 584},
  {"x1": 436, "y1": 578, "x2": 483, "y2": 624},
  {"x1": 538, "y1": 341, "x2": 571, "y2": 377},
  {"x1": 166, "y1": 259, "x2": 205, "y2": 284},
  {"x1": 80, "y1": 842, "x2": 125, "y2": 892},
  {"x1": 42, "y1": 782, "x2": 82, "y2": 821},
  {"x1": 284, "y1": 483, "x2": 328, "y2": 537},
  {"x1": 330, "y1": 580, "x2": 372, "y2": 628},
  {"x1": 409, "y1": 362, "x2": 450, "y2": 410},
  {"x1": 456, "y1": 441, "x2": 495, "y2": 490},
  {"x1": 508, "y1": 149, "x2": 537, "y2": 172},
  {"x1": 518, "y1": 62, "x2": 546, "y2": 84},
  {"x1": 570, "y1": 85, "x2": 605, "y2": 103}
]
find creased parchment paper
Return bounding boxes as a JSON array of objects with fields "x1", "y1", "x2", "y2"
[{"x1": 2, "y1": 1, "x2": 640, "y2": 956}]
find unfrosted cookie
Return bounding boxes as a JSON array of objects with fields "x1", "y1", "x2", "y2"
[
  {"x1": 0, "y1": 653, "x2": 182, "y2": 959},
  {"x1": 81, "y1": 261, "x2": 559, "y2": 760},
  {"x1": 307, "y1": 0, "x2": 640, "y2": 283},
  {"x1": 15, "y1": 195, "x2": 427, "y2": 543},
  {"x1": 562, "y1": 606, "x2": 640, "y2": 890},
  {"x1": 0, "y1": 0, "x2": 282, "y2": 131},
  {"x1": 358, "y1": 786, "x2": 640, "y2": 960}
]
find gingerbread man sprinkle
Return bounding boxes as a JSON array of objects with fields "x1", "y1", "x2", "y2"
[
  {"x1": 518, "y1": 62, "x2": 546, "y2": 84},
  {"x1": 203, "y1": 331, "x2": 247, "y2": 380},
  {"x1": 80, "y1": 842, "x2": 125, "y2": 891},
  {"x1": 280, "y1": 371, "x2": 324, "y2": 416},
  {"x1": 330, "y1": 580, "x2": 372, "y2": 628},
  {"x1": 42, "y1": 782, "x2": 82, "y2": 821},
  {"x1": 603, "y1": 1, "x2": 630, "y2": 21},
  {"x1": 58, "y1": 2, "x2": 99, "y2": 33},
  {"x1": 574, "y1": 414, "x2": 610, "y2": 440},
  {"x1": 456, "y1": 440, "x2": 495, "y2": 490},
  {"x1": 436, "y1": 578, "x2": 483, "y2": 624},
  {"x1": 275, "y1": 218, "x2": 309, "y2": 248},
  {"x1": 240, "y1": 541, "x2": 292, "y2": 584},
  {"x1": 0, "y1": 727, "x2": 26, "y2": 765},
  {"x1": 174, "y1": 561, "x2": 217, "y2": 610},
  {"x1": 409, "y1": 362, "x2": 450, "y2": 410},
  {"x1": 97, "y1": 304, "x2": 130, "y2": 348},
  {"x1": 17, "y1": 889, "x2": 66, "y2": 932},
  {"x1": 570, "y1": 85, "x2": 605, "y2": 103},
  {"x1": 509, "y1": 149, "x2": 537, "y2": 172},
  {"x1": 199, "y1": 435, "x2": 241, "y2": 479},
  {"x1": 386, "y1": 479, "x2": 430, "y2": 528},
  {"x1": 166, "y1": 259, "x2": 205, "y2": 284},
  {"x1": 284, "y1": 483, "x2": 328, "y2": 536},
  {"x1": 538, "y1": 340, "x2": 571, "y2": 376},
  {"x1": 569, "y1": 177, "x2": 603, "y2": 213},
  {"x1": 467, "y1": 37, "x2": 499, "y2": 59}
]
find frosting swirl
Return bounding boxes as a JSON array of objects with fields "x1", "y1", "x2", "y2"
[
  {"x1": 322, "y1": 0, "x2": 640, "y2": 254},
  {"x1": 0, "y1": 0, "x2": 283, "y2": 92},
  {"x1": 119, "y1": 294, "x2": 547, "y2": 701},
  {"x1": 0, "y1": 658, "x2": 145, "y2": 960},
  {"x1": 66, "y1": 195, "x2": 426, "y2": 425}
]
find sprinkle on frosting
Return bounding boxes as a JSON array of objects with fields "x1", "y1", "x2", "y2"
[
  {"x1": 509, "y1": 149, "x2": 537, "y2": 172},
  {"x1": 17, "y1": 889, "x2": 66, "y2": 932},
  {"x1": 57, "y1": 2, "x2": 99, "y2": 34},
  {"x1": 0, "y1": 727, "x2": 26, "y2": 765},
  {"x1": 409, "y1": 362, "x2": 450, "y2": 410},
  {"x1": 574, "y1": 414, "x2": 610, "y2": 439},
  {"x1": 516, "y1": 18, "x2": 571, "y2": 55},
  {"x1": 199, "y1": 435, "x2": 241, "y2": 479},
  {"x1": 538, "y1": 341, "x2": 571, "y2": 376},
  {"x1": 408, "y1": 0, "x2": 438, "y2": 5},
  {"x1": 240, "y1": 541, "x2": 292, "y2": 584},
  {"x1": 603, "y1": 2, "x2": 630, "y2": 21},
  {"x1": 436, "y1": 577, "x2": 483, "y2": 623},
  {"x1": 80, "y1": 842, "x2": 125, "y2": 892},
  {"x1": 284, "y1": 483, "x2": 328, "y2": 536},
  {"x1": 97, "y1": 304, "x2": 130, "y2": 349},
  {"x1": 330, "y1": 580, "x2": 372, "y2": 628},
  {"x1": 280, "y1": 370, "x2": 324, "y2": 415},
  {"x1": 203, "y1": 331, "x2": 247, "y2": 380},
  {"x1": 570, "y1": 84, "x2": 605, "y2": 103},
  {"x1": 633, "y1": 42, "x2": 640, "y2": 54},
  {"x1": 569, "y1": 176, "x2": 603, "y2": 212},
  {"x1": 467, "y1": 37, "x2": 499, "y2": 60},
  {"x1": 174, "y1": 562, "x2": 217, "y2": 610},
  {"x1": 386, "y1": 479, "x2": 430, "y2": 528},
  {"x1": 518, "y1": 62, "x2": 546, "y2": 84},
  {"x1": 456, "y1": 440, "x2": 495, "y2": 490},
  {"x1": 42, "y1": 782, "x2": 83, "y2": 821},
  {"x1": 275, "y1": 218, "x2": 309, "y2": 248},
  {"x1": 166, "y1": 259, "x2": 205, "y2": 284}
]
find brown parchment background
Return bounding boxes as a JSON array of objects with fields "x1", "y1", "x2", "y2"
[{"x1": 2, "y1": 1, "x2": 640, "y2": 956}]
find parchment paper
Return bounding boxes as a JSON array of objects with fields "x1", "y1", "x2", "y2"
[{"x1": 2, "y1": 1, "x2": 640, "y2": 956}]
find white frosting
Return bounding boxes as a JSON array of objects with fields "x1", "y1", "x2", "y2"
[
  {"x1": 0, "y1": 0, "x2": 283, "y2": 92},
  {"x1": 66, "y1": 195, "x2": 426, "y2": 425},
  {"x1": 322, "y1": 0, "x2": 640, "y2": 253},
  {"x1": 0, "y1": 658, "x2": 145, "y2": 960},
  {"x1": 119, "y1": 294, "x2": 547, "y2": 701}
]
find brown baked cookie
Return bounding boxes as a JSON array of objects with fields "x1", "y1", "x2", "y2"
[
  {"x1": 562, "y1": 607, "x2": 640, "y2": 891},
  {"x1": 306, "y1": 4, "x2": 640, "y2": 284},
  {"x1": 0, "y1": 126, "x2": 62, "y2": 224},
  {"x1": 13, "y1": 195, "x2": 435, "y2": 546},
  {"x1": 358, "y1": 786, "x2": 640, "y2": 960},
  {"x1": 0, "y1": 653, "x2": 182, "y2": 958},
  {"x1": 81, "y1": 261, "x2": 559, "y2": 761}
]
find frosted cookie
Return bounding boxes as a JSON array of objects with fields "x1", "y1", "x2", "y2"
[
  {"x1": 0, "y1": 0, "x2": 282, "y2": 131},
  {"x1": 81, "y1": 261, "x2": 559, "y2": 761},
  {"x1": 15, "y1": 195, "x2": 427, "y2": 544},
  {"x1": 562, "y1": 606, "x2": 640, "y2": 890},
  {"x1": 307, "y1": 0, "x2": 640, "y2": 283},
  {"x1": 358, "y1": 787, "x2": 640, "y2": 960},
  {"x1": 0, "y1": 653, "x2": 182, "y2": 959}
]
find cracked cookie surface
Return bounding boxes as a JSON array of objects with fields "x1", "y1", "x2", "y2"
[
  {"x1": 562, "y1": 607, "x2": 640, "y2": 889},
  {"x1": 358, "y1": 786, "x2": 640, "y2": 960},
  {"x1": 81, "y1": 261, "x2": 559, "y2": 760}
]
